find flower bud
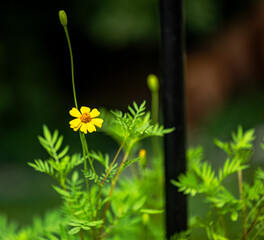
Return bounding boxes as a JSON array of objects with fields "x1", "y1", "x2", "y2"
[
  {"x1": 142, "y1": 213, "x2": 150, "y2": 225},
  {"x1": 59, "y1": 10, "x2": 68, "y2": 27},
  {"x1": 147, "y1": 74, "x2": 159, "y2": 92},
  {"x1": 139, "y1": 149, "x2": 147, "y2": 169}
]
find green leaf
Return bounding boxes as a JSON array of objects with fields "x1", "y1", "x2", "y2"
[
  {"x1": 52, "y1": 129, "x2": 59, "y2": 145},
  {"x1": 133, "y1": 101, "x2": 139, "y2": 111},
  {"x1": 68, "y1": 227, "x2": 81, "y2": 235},
  {"x1": 132, "y1": 196, "x2": 146, "y2": 211},
  {"x1": 53, "y1": 185, "x2": 70, "y2": 198},
  {"x1": 43, "y1": 124, "x2": 52, "y2": 142},
  {"x1": 60, "y1": 225, "x2": 69, "y2": 240},
  {"x1": 172, "y1": 173, "x2": 199, "y2": 197},
  {"x1": 214, "y1": 138, "x2": 232, "y2": 155},
  {"x1": 38, "y1": 136, "x2": 50, "y2": 151},
  {"x1": 28, "y1": 159, "x2": 55, "y2": 177},
  {"x1": 128, "y1": 106, "x2": 136, "y2": 116},
  {"x1": 102, "y1": 196, "x2": 113, "y2": 206},
  {"x1": 140, "y1": 209, "x2": 164, "y2": 214},
  {"x1": 123, "y1": 157, "x2": 140, "y2": 169},
  {"x1": 58, "y1": 145, "x2": 70, "y2": 159},
  {"x1": 44, "y1": 233, "x2": 59, "y2": 240},
  {"x1": 55, "y1": 135, "x2": 64, "y2": 151},
  {"x1": 86, "y1": 220, "x2": 104, "y2": 227},
  {"x1": 71, "y1": 171, "x2": 79, "y2": 183}
]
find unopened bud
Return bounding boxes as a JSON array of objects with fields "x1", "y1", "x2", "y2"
[
  {"x1": 147, "y1": 74, "x2": 159, "y2": 92},
  {"x1": 59, "y1": 10, "x2": 68, "y2": 27},
  {"x1": 139, "y1": 149, "x2": 147, "y2": 169},
  {"x1": 142, "y1": 213, "x2": 150, "y2": 225}
]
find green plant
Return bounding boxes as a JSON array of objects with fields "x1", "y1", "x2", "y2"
[
  {"x1": 174, "y1": 126, "x2": 264, "y2": 239},
  {"x1": 0, "y1": 209, "x2": 67, "y2": 240},
  {"x1": 26, "y1": 10, "x2": 173, "y2": 240}
]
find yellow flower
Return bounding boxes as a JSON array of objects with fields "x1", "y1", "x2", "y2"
[{"x1": 69, "y1": 106, "x2": 103, "y2": 134}]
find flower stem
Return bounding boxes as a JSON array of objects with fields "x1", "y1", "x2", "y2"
[
  {"x1": 151, "y1": 90, "x2": 159, "y2": 125},
  {"x1": 62, "y1": 25, "x2": 78, "y2": 109},
  {"x1": 81, "y1": 133, "x2": 98, "y2": 180},
  {"x1": 150, "y1": 79, "x2": 161, "y2": 159},
  {"x1": 79, "y1": 132, "x2": 97, "y2": 240},
  {"x1": 79, "y1": 133, "x2": 93, "y2": 213}
]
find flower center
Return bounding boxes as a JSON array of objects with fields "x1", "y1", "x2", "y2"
[{"x1": 80, "y1": 112, "x2": 92, "y2": 123}]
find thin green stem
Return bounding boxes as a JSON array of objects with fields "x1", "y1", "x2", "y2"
[
  {"x1": 94, "y1": 137, "x2": 128, "y2": 221},
  {"x1": 79, "y1": 132, "x2": 96, "y2": 240},
  {"x1": 59, "y1": 178, "x2": 85, "y2": 240},
  {"x1": 81, "y1": 133, "x2": 98, "y2": 180},
  {"x1": 101, "y1": 138, "x2": 127, "y2": 187},
  {"x1": 97, "y1": 146, "x2": 131, "y2": 239},
  {"x1": 61, "y1": 17, "x2": 95, "y2": 240},
  {"x1": 252, "y1": 222, "x2": 264, "y2": 240},
  {"x1": 245, "y1": 205, "x2": 264, "y2": 238},
  {"x1": 79, "y1": 133, "x2": 93, "y2": 213},
  {"x1": 151, "y1": 90, "x2": 159, "y2": 125},
  {"x1": 247, "y1": 196, "x2": 264, "y2": 223},
  {"x1": 63, "y1": 26, "x2": 78, "y2": 109},
  {"x1": 238, "y1": 170, "x2": 247, "y2": 240},
  {"x1": 150, "y1": 88, "x2": 161, "y2": 159}
]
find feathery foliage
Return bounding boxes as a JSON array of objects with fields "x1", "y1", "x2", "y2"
[
  {"x1": 173, "y1": 126, "x2": 264, "y2": 239},
  {"x1": 101, "y1": 101, "x2": 174, "y2": 149},
  {"x1": 28, "y1": 125, "x2": 83, "y2": 186},
  {"x1": 26, "y1": 101, "x2": 171, "y2": 239}
]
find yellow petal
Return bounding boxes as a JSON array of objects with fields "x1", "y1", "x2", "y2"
[
  {"x1": 91, "y1": 118, "x2": 103, "y2": 128},
  {"x1": 80, "y1": 106, "x2": 91, "y2": 114},
  {"x1": 69, "y1": 108, "x2": 81, "y2": 118},
  {"x1": 72, "y1": 122, "x2": 82, "y2": 131},
  {"x1": 87, "y1": 122, "x2": 96, "y2": 133},
  {"x1": 90, "y1": 108, "x2": 100, "y2": 118},
  {"x1": 80, "y1": 123, "x2": 88, "y2": 134},
  {"x1": 69, "y1": 118, "x2": 81, "y2": 128}
]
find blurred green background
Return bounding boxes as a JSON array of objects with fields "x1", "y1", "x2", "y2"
[{"x1": 1, "y1": 0, "x2": 264, "y2": 237}]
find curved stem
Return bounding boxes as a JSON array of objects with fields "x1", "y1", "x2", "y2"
[
  {"x1": 63, "y1": 26, "x2": 78, "y2": 109},
  {"x1": 62, "y1": 20, "x2": 96, "y2": 240}
]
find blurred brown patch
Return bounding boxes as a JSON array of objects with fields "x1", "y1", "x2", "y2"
[{"x1": 186, "y1": 2, "x2": 264, "y2": 128}]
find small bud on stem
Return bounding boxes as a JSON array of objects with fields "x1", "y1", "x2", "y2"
[
  {"x1": 139, "y1": 149, "x2": 147, "y2": 169},
  {"x1": 59, "y1": 10, "x2": 68, "y2": 27},
  {"x1": 147, "y1": 74, "x2": 159, "y2": 92}
]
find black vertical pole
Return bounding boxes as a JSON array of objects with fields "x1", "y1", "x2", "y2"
[{"x1": 160, "y1": 0, "x2": 187, "y2": 238}]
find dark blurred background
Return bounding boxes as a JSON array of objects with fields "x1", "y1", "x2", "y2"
[{"x1": 1, "y1": 0, "x2": 264, "y2": 234}]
